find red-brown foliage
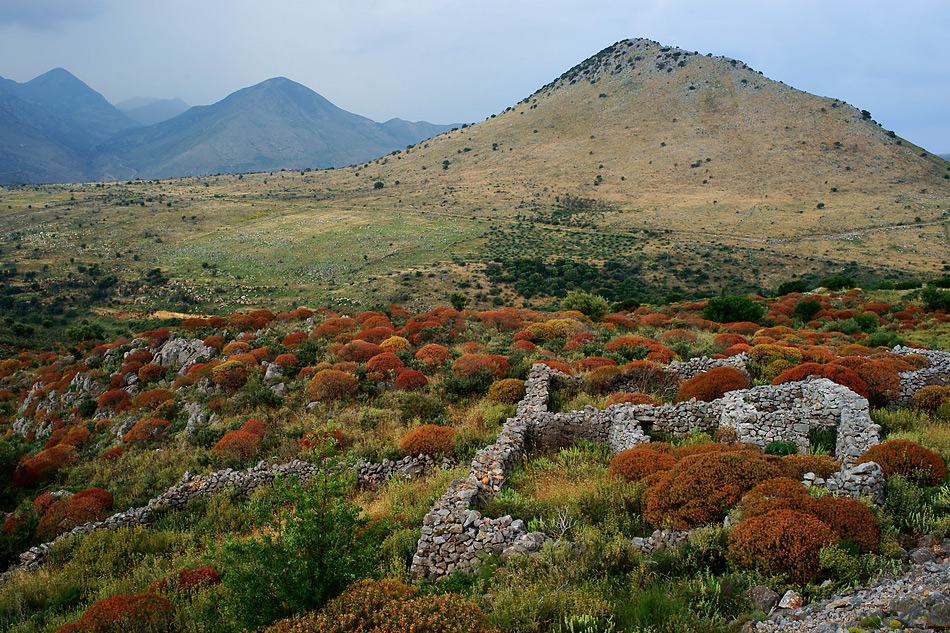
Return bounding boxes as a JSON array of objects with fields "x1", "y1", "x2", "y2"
[
  {"x1": 59, "y1": 592, "x2": 174, "y2": 633},
  {"x1": 99, "y1": 446, "x2": 125, "y2": 461},
  {"x1": 132, "y1": 388, "x2": 174, "y2": 410},
  {"x1": 856, "y1": 439, "x2": 947, "y2": 486},
  {"x1": 573, "y1": 357, "x2": 617, "y2": 373},
  {"x1": 241, "y1": 418, "x2": 267, "y2": 438},
  {"x1": 298, "y1": 427, "x2": 346, "y2": 456},
  {"x1": 605, "y1": 392, "x2": 660, "y2": 407},
  {"x1": 913, "y1": 385, "x2": 950, "y2": 413},
  {"x1": 813, "y1": 496, "x2": 879, "y2": 552},
  {"x1": 675, "y1": 366, "x2": 749, "y2": 403},
  {"x1": 210, "y1": 360, "x2": 250, "y2": 390},
  {"x1": 644, "y1": 449, "x2": 777, "y2": 529},
  {"x1": 853, "y1": 360, "x2": 900, "y2": 407},
  {"x1": 415, "y1": 344, "x2": 451, "y2": 367},
  {"x1": 487, "y1": 379, "x2": 526, "y2": 404},
  {"x1": 608, "y1": 446, "x2": 678, "y2": 481},
  {"x1": 659, "y1": 329, "x2": 697, "y2": 344},
  {"x1": 125, "y1": 349, "x2": 154, "y2": 365},
  {"x1": 728, "y1": 509, "x2": 837, "y2": 584},
  {"x1": 400, "y1": 425, "x2": 456, "y2": 456},
  {"x1": 452, "y1": 354, "x2": 505, "y2": 379},
  {"x1": 213, "y1": 430, "x2": 261, "y2": 461},
  {"x1": 337, "y1": 341, "x2": 384, "y2": 363},
  {"x1": 772, "y1": 363, "x2": 869, "y2": 399},
  {"x1": 779, "y1": 454, "x2": 840, "y2": 480},
  {"x1": 45, "y1": 425, "x2": 92, "y2": 450},
  {"x1": 365, "y1": 352, "x2": 405, "y2": 375},
  {"x1": 282, "y1": 331, "x2": 308, "y2": 349},
  {"x1": 202, "y1": 335, "x2": 225, "y2": 351},
  {"x1": 672, "y1": 442, "x2": 738, "y2": 459},
  {"x1": 12, "y1": 444, "x2": 76, "y2": 487},
  {"x1": 737, "y1": 477, "x2": 815, "y2": 518},
  {"x1": 136, "y1": 363, "x2": 164, "y2": 384},
  {"x1": 123, "y1": 419, "x2": 170, "y2": 446},
  {"x1": 394, "y1": 370, "x2": 428, "y2": 391},
  {"x1": 307, "y1": 369, "x2": 359, "y2": 401},
  {"x1": 150, "y1": 566, "x2": 222, "y2": 594},
  {"x1": 222, "y1": 341, "x2": 251, "y2": 356},
  {"x1": 713, "y1": 333, "x2": 748, "y2": 348},
  {"x1": 537, "y1": 359, "x2": 572, "y2": 375},
  {"x1": 249, "y1": 347, "x2": 273, "y2": 363}
]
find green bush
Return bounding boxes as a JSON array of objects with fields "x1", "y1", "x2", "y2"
[
  {"x1": 219, "y1": 472, "x2": 388, "y2": 630},
  {"x1": 820, "y1": 276, "x2": 854, "y2": 291},
  {"x1": 702, "y1": 296, "x2": 764, "y2": 324},
  {"x1": 563, "y1": 291, "x2": 610, "y2": 321}
]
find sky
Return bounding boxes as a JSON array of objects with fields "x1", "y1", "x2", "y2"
[{"x1": 1, "y1": 0, "x2": 948, "y2": 152}]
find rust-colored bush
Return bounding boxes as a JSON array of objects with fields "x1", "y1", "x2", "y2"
[
  {"x1": 913, "y1": 385, "x2": 950, "y2": 413},
  {"x1": 537, "y1": 359, "x2": 572, "y2": 375},
  {"x1": 644, "y1": 449, "x2": 777, "y2": 529},
  {"x1": 772, "y1": 363, "x2": 869, "y2": 399},
  {"x1": 415, "y1": 344, "x2": 451, "y2": 367},
  {"x1": 273, "y1": 578, "x2": 500, "y2": 633},
  {"x1": 400, "y1": 425, "x2": 456, "y2": 456},
  {"x1": 132, "y1": 388, "x2": 174, "y2": 411},
  {"x1": 608, "y1": 446, "x2": 678, "y2": 482},
  {"x1": 274, "y1": 353, "x2": 299, "y2": 368},
  {"x1": 59, "y1": 591, "x2": 174, "y2": 633},
  {"x1": 354, "y1": 326, "x2": 393, "y2": 345},
  {"x1": 672, "y1": 442, "x2": 737, "y2": 459},
  {"x1": 779, "y1": 454, "x2": 840, "y2": 480},
  {"x1": 282, "y1": 332, "x2": 308, "y2": 349},
  {"x1": 394, "y1": 370, "x2": 428, "y2": 391},
  {"x1": 813, "y1": 496, "x2": 879, "y2": 553},
  {"x1": 125, "y1": 349, "x2": 153, "y2": 365},
  {"x1": 621, "y1": 362, "x2": 682, "y2": 394},
  {"x1": 675, "y1": 366, "x2": 749, "y2": 403},
  {"x1": 96, "y1": 388, "x2": 130, "y2": 409},
  {"x1": 203, "y1": 335, "x2": 225, "y2": 351},
  {"x1": 451, "y1": 354, "x2": 504, "y2": 379},
  {"x1": 210, "y1": 360, "x2": 250, "y2": 390},
  {"x1": 242, "y1": 418, "x2": 267, "y2": 438},
  {"x1": 12, "y1": 445, "x2": 76, "y2": 488},
  {"x1": 150, "y1": 566, "x2": 222, "y2": 594},
  {"x1": 380, "y1": 335, "x2": 411, "y2": 351},
  {"x1": 605, "y1": 392, "x2": 660, "y2": 407},
  {"x1": 365, "y1": 352, "x2": 405, "y2": 375},
  {"x1": 574, "y1": 357, "x2": 617, "y2": 373},
  {"x1": 136, "y1": 363, "x2": 165, "y2": 384},
  {"x1": 307, "y1": 369, "x2": 359, "y2": 401},
  {"x1": 122, "y1": 419, "x2": 170, "y2": 446},
  {"x1": 213, "y1": 430, "x2": 261, "y2": 461},
  {"x1": 737, "y1": 477, "x2": 815, "y2": 518},
  {"x1": 659, "y1": 329, "x2": 697, "y2": 344},
  {"x1": 728, "y1": 509, "x2": 836, "y2": 584},
  {"x1": 98, "y1": 446, "x2": 125, "y2": 461},
  {"x1": 853, "y1": 360, "x2": 900, "y2": 407},
  {"x1": 902, "y1": 353, "x2": 930, "y2": 370},
  {"x1": 299, "y1": 427, "x2": 346, "y2": 456},
  {"x1": 222, "y1": 340, "x2": 251, "y2": 356},
  {"x1": 337, "y1": 341, "x2": 385, "y2": 363},
  {"x1": 586, "y1": 365, "x2": 620, "y2": 393},
  {"x1": 487, "y1": 379, "x2": 526, "y2": 404},
  {"x1": 856, "y1": 439, "x2": 947, "y2": 486}
]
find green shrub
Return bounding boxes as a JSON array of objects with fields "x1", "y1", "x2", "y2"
[
  {"x1": 764, "y1": 441, "x2": 798, "y2": 456},
  {"x1": 702, "y1": 296, "x2": 764, "y2": 324}
]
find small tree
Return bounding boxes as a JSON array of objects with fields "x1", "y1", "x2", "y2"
[
  {"x1": 449, "y1": 291, "x2": 469, "y2": 311},
  {"x1": 702, "y1": 296, "x2": 764, "y2": 324},
  {"x1": 563, "y1": 291, "x2": 610, "y2": 321},
  {"x1": 794, "y1": 300, "x2": 822, "y2": 322}
]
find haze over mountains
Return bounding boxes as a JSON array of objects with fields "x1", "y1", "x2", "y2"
[{"x1": 0, "y1": 69, "x2": 455, "y2": 184}]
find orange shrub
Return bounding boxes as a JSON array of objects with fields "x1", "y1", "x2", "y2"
[
  {"x1": 837, "y1": 343, "x2": 873, "y2": 357},
  {"x1": 98, "y1": 446, "x2": 125, "y2": 461},
  {"x1": 659, "y1": 329, "x2": 697, "y2": 344},
  {"x1": 380, "y1": 335, "x2": 411, "y2": 351},
  {"x1": 779, "y1": 454, "x2": 840, "y2": 480},
  {"x1": 913, "y1": 385, "x2": 950, "y2": 413},
  {"x1": 400, "y1": 425, "x2": 456, "y2": 456},
  {"x1": 210, "y1": 360, "x2": 250, "y2": 390},
  {"x1": 605, "y1": 392, "x2": 660, "y2": 407},
  {"x1": 282, "y1": 332, "x2": 308, "y2": 349},
  {"x1": 856, "y1": 439, "x2": 947, "y2": 486},
  {"x1": 60, "y1": 592, "x2": 173, "y2": 633},
  {"x1": 355, "y1": 326, "x2": 393, "y2": 345},
  {"x1": 123, "y1": 419, "x2": 170, "y2": 446},
  {"x1": 150, "y1": 566, "x2": 222, "y2": 594},
  {"x1": 222, "y1": 341, "x2": 251, "y2": 356},
  {"x1": 299, "y1": 427, "x2": 345, "y2": 456},
  {"x1": 132, "y1": 388, "x2": 174, "y2": 410},
  {"x1": 487, "y1": 379, "x2": 526, "y2": 404},
  {"x1": 394, "y1": 370, "x2": 428, "y2": 391},
  {"x1": 96, "y1": 388, "x2": 130, "y2": 409},
  {"x1": 12, "y1": 445, "x2": 77, "y2": 487},
  {"x1": 415, "y1": 344, "x2": 451, "y2": 367},
  {"x1": 537, "y1": 359, "x2": 572, "y2": 375},
  {"x1": 213, "y1": 430, "x2": 261, "y2": 461},
  {"x1": 772, "y1": 363, "x2": 869, "y2": 399},
  {"x1": 125, "y1": 349, "x2": 153, "y2": 364},
  {"x1": 675, "y1": 366, "x2": 749, "y2": 403},
  {"x1": 608, "y1": 446, "x2": 678, "y2": 481},
  {"x1": 242, "y1": 418, "x2": 267, "y2": 438},
  {"x1": 728, "y1": 509, "x2": 836, "y2": 584},
  {"x1": 337, "y1": 341, "x2": 384, "y2": 363},
  {"x1": 366, "y1": 352, "x2": 405, "y2": 375},
  {"x1": 672, "y1": 442, "x2": 737, "y2": 459},
  {"x1": 574, "y1": 357, "x2": 617, "y2": 373},
  {"x1": 853, "y1": 360, "x2": 900, "y2": 407},
  {"x1": 644, "y1": 449, "x2": 777, "y2": 529},
  {"x1": 203, "y1": 335, "x2": 226, "y2": 351},
  {"x1": 307, "y1": 369, "x2": 359, "y2": 401},
  {"x1": 813, "y1": 496, "x2": 879, "y2": 553},
  {"x1": 136, "y1": 363, "x2": 164, "y2": 384},
  {"x1": 452, "y1": 354, "x2": 504, "y2": 379},
  {"x1": 713, "y1": 333, "x2": 748, "y2": 348},
  {"x1": 737, "y1": 477, "x2": 814, "y2": 518},
  {"x1": 274, "y1": 353, "x2": 299, "y2": 368},
  {"x1": 902, "y1": 353, "x2": 930, "y2": 370}
]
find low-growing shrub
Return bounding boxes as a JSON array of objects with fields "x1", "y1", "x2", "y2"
[
  {"x1": 604, "y1": 392, "x2": 660, "y2": 407},
  {"x1": 400, "y1": 425, "x2": 456, "y2": 457},
  {"x1": 608, "y1": 446, "x2": 677, "y2": 482},
  {"x1": 307, "y1": 369, "x2": 359, "y2": 401},
  {"x1": 779, "y1": 454, "x2": 840, "y2": 479},
  {"x1": 487, "y1": 378, "x2": 526, "y2": 404},
  {"x1": 728, "y1": 509, "x2": 836, "y2": 583},
  {"x1": 813, "y1": 496, "x2": 880, "y2": 553},
  {"x1": 394, "y1": 370, "x2": 428, "y2": 391},
  {"x1": 856, "y1": 439, "x2": 947, "y2": 486},
  {"x1": 58, "y1": 591, "x2": 174, "y2": 633},
  {"x1": 675, "y1": 366, "x2": 749, "y2": 403},
  {"x1": 122, "y1": 419, "x2": 170, "y2": 447},
  {"x1": 913, "y1": 385, "x2": 950, "y2": 413}
]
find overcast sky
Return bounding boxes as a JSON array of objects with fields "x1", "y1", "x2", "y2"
[{"x1": 1, "y1": 0, "x2": 948, "y2": 152}]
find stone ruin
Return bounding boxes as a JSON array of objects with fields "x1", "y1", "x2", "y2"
[{"x1": 410, "y1": 348, "x2": 950, "y2": 582}]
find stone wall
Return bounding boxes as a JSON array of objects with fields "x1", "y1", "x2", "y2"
[{"x1": 892, "y1": 346, "x2": 950, "y2": 405}]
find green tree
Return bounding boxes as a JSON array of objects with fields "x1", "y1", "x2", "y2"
[
  {"x1": 563, "y1": 291, "x2": 610, "y2": 321},
  {"x1": 776, "y1": 280, "x2": 807, "y2": 296},
  {"x1": 219, "y1": 472, "x2": 388, "y2": 630},
  {"x1": 794, "y1": 300, "x2": 822, "y2": 322},
  {"x1": 449, "y1": 291, "x2": 469, "y2": 311},
  {"x1": 702, "y1": 296, "x2": 764, "y2": 324}
]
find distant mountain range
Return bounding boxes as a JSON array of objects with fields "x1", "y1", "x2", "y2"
[
  {"x1": 940, "y1": 154, "x2": 950, "y2": 161},
  {"x1": 0, "y1": 69, "x2": 455, "y2": 184}
]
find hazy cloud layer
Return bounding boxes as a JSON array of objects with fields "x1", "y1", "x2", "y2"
[{"x1": 0, "y1": 0, "x2": 947, "y2": 151}]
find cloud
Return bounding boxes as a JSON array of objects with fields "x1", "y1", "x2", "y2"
[{"x1": 0, "y1": 0, "x2": 107, "y2": 30}]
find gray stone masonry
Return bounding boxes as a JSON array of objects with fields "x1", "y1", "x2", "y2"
[{"x1": 892, "y1": 345, "x2": 950, "y2": 405}]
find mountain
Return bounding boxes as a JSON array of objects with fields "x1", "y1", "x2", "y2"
[
  {"x1": 116, "y1": 97, "x2": 190, "y2": 126},
  {"x1": 940, "y1": 154, "x2": 950, "y2": 161},
  {"x1": 95, "y1": 77, "x2": 456, "y2": 179}
]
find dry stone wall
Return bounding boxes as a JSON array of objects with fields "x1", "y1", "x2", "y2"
[{"x1": 892, "y1": 345, "x2": 950, "y2": 405}]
